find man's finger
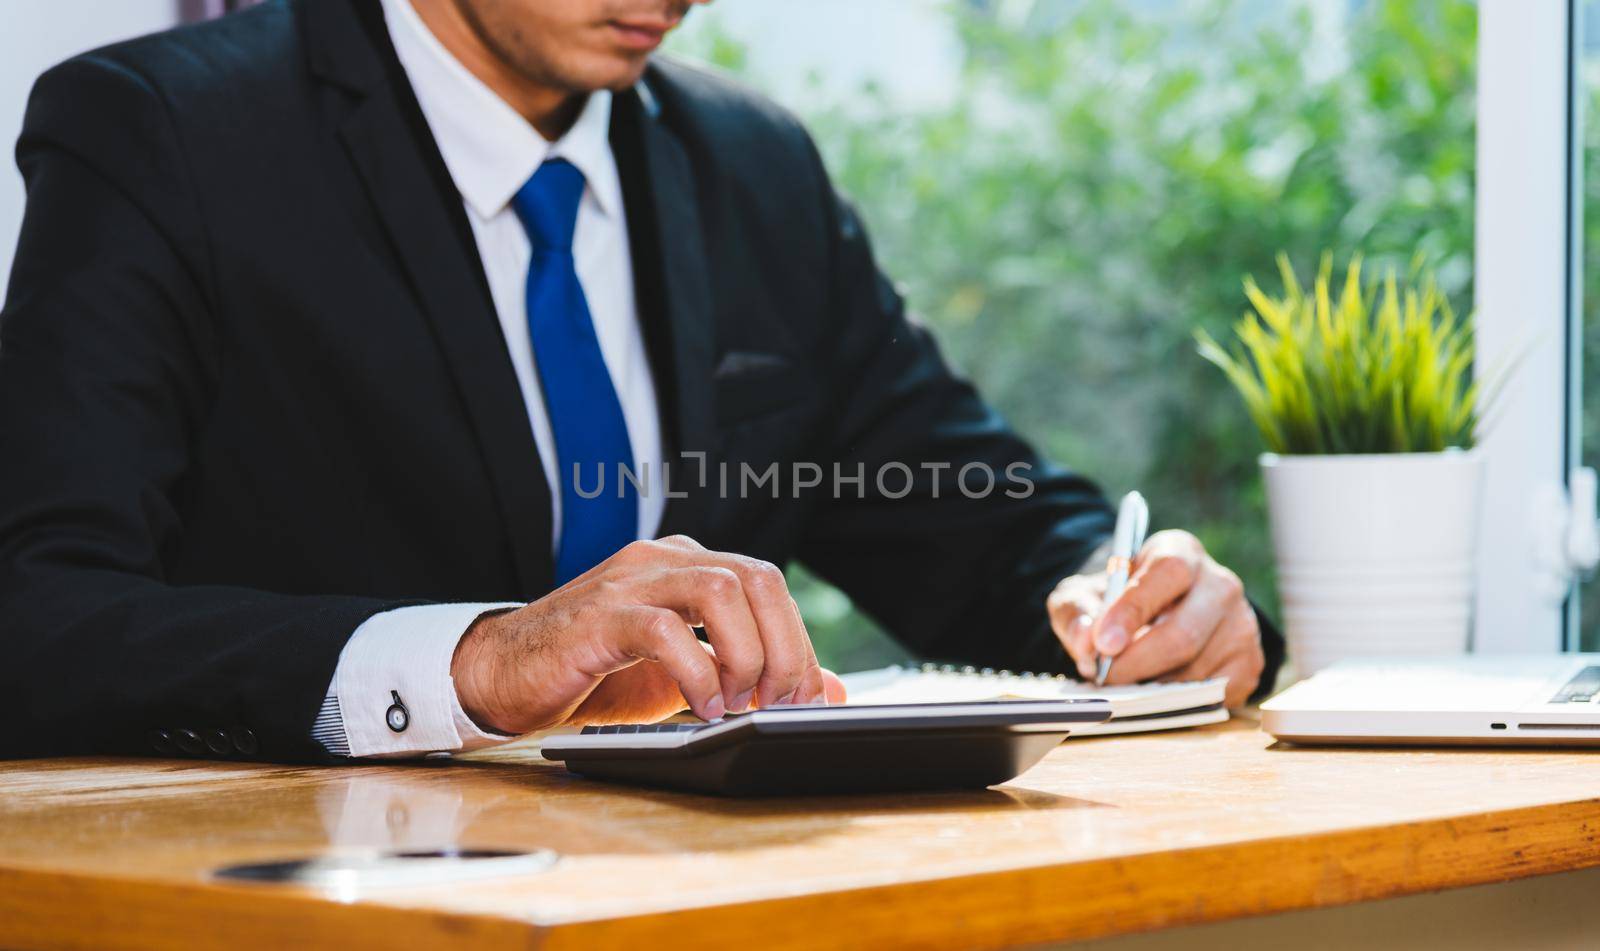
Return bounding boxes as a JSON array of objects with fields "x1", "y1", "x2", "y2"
[
  {"x1": 1170, "y1": 599, "x2": 1256, "y2": 678},
  {"x1": 1212, "y1": 651, "x2": 1265, "y2": 707},
  {"x1": 1072, "y1": 617, "x2": 1096, "y2": 679},
  {"x1": 1170, "y1": 604, "x2": 1263, "y2": 703},
  {"x1": 820, "y1": 668, "x2": 849, "y2": 704},
  {"x1": 639, "y1": 566, "x2": 765, "y2": 711},
  {"x1": 1046, "y1": 584, "x2": 1100, "y2": 678},
  {"x1": 790, "y1": 596, "x2": 828, "y2": 704},
  {"x1": 1104, "y1": 564, "x2": 1235, "y2": 684},
  {"x1": 621, "y1": 607, "x2": 725, "y2": 720},
  {"x1": 1093, "y1": 548, "x2": 1199, "y2": 658},
  {"x1": 634, "y1": 540, "x2": 813, "y2": 708},
  {"x1": 725, "y1": 556, "x2": 809, "y2": 706}
]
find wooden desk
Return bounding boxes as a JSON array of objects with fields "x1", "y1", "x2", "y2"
[{"x1": 1, "y1": 717, "x2": 1597, "y2": 951}]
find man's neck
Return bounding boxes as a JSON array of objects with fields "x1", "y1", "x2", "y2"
[{"x1": 407, "y1": 0, "x2": 584, "y2": 141}]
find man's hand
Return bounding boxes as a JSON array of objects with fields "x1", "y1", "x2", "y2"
[
  {"x1": 1046, "y1": 530, "x2": 1264, "y2": 706},
  {"x1": 451, "y1": 535, "x2": 837, "y2": 735}
]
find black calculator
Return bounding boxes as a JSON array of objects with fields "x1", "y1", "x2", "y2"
[{"x1": 539, "y1": 699, "x2": 1112, "y2": 796}]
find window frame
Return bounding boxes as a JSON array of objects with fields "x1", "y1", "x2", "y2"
[{"x1": 1473, "y1": 0, "x2": 1584, "y2": 653}]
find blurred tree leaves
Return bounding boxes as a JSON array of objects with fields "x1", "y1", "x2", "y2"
[
  {"x1": 671, "y1": 0, "x2": 1476, "y2": 670},
  {"x1": 1580, "y1": 22, "x2": 1600, "y2": 650}
]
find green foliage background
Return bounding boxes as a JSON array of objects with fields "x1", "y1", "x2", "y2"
[
  {"x1": 1582, "y1": 14, "x2": 1600, "y2": 651},
  {"x1": 669, "y1": 0, "x2": 1478, "y2": 671}
]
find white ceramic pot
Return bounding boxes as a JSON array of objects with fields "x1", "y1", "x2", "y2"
[{"x1": 1260, "y1": 449, "x2": 1483, "y2": 677}]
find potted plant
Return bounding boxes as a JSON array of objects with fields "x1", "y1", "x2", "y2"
[{"x1": 1197, "y1": 253, "x2": 1495, "y2": 677}]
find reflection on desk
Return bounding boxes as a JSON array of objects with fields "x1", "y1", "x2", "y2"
[{"x1": 0, "y1": 717, "x2": 1597, "y2": 951}]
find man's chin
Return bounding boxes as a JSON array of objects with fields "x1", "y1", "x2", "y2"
[
  {"x1": 561, "y1": 51, "x2": 654, "y2": 93},
  {"x1": 601, "y1": 59, "x2": 654, "y2": 92}
]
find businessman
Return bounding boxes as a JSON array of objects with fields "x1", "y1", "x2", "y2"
[{"x1": 0, "y1": 0, "x2": 1281, "y2": 762}]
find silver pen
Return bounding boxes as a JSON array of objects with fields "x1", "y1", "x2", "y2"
[{"x1": 1094, "y1": 490, "x2": 1149, "y2": 686}]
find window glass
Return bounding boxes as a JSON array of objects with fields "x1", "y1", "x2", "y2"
[
  {"x1": 668, "y1": 0, "x2": 1478, "y2": 671},
  {"x1": 1581, "y1": 0, "x2": 1600, "y2": 651}
]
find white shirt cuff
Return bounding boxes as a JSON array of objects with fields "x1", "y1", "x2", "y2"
[{"x1": 318, "y1": 602, "x2": 522, "y2": 759}]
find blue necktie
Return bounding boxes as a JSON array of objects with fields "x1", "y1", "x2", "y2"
[{"x1": 511, "y1": 159, "x2": 636, "y2": 584}]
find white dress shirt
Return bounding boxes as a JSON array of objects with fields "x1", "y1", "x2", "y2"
[{"x1": 313, "y1": 0, "x2": 665, "y2": 758}]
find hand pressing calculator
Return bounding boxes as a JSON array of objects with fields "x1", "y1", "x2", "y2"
[{"x1": 539, "y1": 699, "x2": 1111, "y2": 796}]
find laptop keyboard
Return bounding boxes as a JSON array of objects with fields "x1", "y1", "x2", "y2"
[{"x1": 1550, "y1": 666, "x2": 1600, "y2": 703}]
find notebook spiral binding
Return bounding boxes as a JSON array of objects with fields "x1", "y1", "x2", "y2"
[{"x1": 911, "y1": 662, "x2": 1070, "y2": 682}]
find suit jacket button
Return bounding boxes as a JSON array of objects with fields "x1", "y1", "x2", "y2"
[
  {"x1": 230, "y1": 728, "x2": 258, "y2": 756},
  {"x1": 204, "y1": 729, "x2": 231, "y2": 755},
  {"x1": 148, "y1": 730, "x2": 176, "y2": 755},
  {"x1": 174, "y1": 729, "x2": 205, "y2": 756}
]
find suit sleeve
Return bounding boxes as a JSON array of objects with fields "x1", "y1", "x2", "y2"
[
  {"x1": 0, "y1": 56, "x2": 401, "y2": 762},
  {"x1": 791, "y1": 143, "x2": 1287, "y2": 696}
]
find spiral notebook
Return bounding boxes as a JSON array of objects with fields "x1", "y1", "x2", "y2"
[{"x1": 838, "y1": 664, "x2": 1229, "y2": 736}]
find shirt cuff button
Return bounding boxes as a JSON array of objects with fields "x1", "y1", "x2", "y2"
[{"x1": 386, "y1": 690, "x2": 410, "y2": 733}]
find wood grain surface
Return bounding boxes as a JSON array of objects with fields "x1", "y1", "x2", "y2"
[{"x1": 1, "y1": 716, "x2": 1597, "y2": 951}]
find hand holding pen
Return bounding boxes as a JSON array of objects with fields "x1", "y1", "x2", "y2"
[{"x1": 1045, "y1": 494, "x2": 1266, "y2": 706}]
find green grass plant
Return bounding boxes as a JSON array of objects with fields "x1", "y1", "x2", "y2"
[{"x1": 1197, "y1": 253, "x2": 1485, "y2": 455}]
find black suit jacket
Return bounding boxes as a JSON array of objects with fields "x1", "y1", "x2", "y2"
[{"x1": 0, "y1": 0, "x2": 1281, "y2": 762}]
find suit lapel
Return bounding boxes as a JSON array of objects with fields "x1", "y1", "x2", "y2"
[
  {"x1": 612, "y1": 84, "x2": 718, "y2": 541},
  {"x1": 309, "y1": 4, "x2": 718, "y2": 576},
  {"x1": 312, "y1": 0, "x2": 555, "y2": 596}
]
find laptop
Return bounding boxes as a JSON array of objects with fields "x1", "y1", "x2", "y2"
[{"x1": 1261, "y1": 654, "x2": 1600, "y2": 746}]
